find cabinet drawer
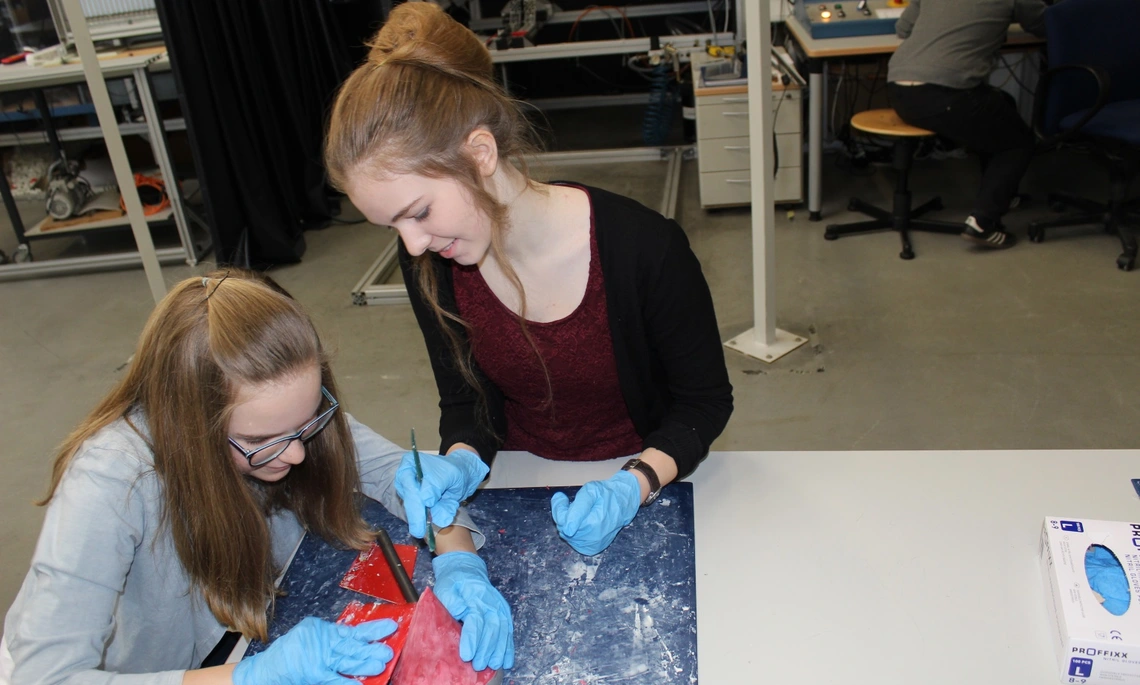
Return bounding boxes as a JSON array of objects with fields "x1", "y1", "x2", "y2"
[
  {"x1": 698, "y1": 167, "x2": 803, "y2": 207},
  {"x1": 695, "y1": 90, "x2": 801, "y2": 139},
  {"x1": 696, "y1": 102, "x2": 752, "y2": 138},
  {"x1": 698, "y1": 134, "x2": 802, "y2": 174}
]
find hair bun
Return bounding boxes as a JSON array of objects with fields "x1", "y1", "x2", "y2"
[{"x1": 367, "y1": 2, "x2": 493, "y2": 81}]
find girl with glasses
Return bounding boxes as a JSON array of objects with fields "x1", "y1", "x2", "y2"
[{"x1": 2, "y1": 269, "x2": 512, "y2": 685}]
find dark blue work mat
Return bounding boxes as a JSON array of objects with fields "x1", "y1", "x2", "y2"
[{"x1": 249, "y1": 484, "x2": 698, "y2": 684}]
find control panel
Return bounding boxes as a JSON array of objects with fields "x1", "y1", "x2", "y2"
[{"x1": 794, "y1": 0, "x2": 909, "y2": 39}]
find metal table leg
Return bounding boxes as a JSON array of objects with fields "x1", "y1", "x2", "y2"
[
  {"x1": 0, "y1": 88, "x2": 63, "y2": 263},
  {"x1": 133, "y1": 64, "x2": 199, "y2": 266},
  {"x1": 32, "y1": 89, "x2": 64, "y2": 160},
  {"x1": 808, "y1": 59, "x2": 823, "y2": 221},
  {"x1": 0, "y1": 157, "x2": 30, "y2": 260}
]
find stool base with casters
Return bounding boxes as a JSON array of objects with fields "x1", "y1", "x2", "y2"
[{"x1": 824, "y1": 110, "x2": 963, "y2": 260}]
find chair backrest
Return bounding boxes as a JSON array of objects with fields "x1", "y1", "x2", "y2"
[{"x1": 1042, "y1": 0, "x2": 1140, "y2": 134}]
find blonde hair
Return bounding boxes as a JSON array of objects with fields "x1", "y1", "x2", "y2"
[
  {"x1": 325, "y1": 2, "x2": 550, "y2": 409},
  {"x1": 40, "y1": 269, "x2": 372, "y2": 641}
]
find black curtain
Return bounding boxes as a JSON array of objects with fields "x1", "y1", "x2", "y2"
[{"x1": 154, "y1": 0, "x2": 356, "y2": 267}]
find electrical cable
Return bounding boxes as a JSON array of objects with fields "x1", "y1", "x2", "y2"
[
  {"x1": 706, "y1": 0, "x2": 719, "y2": 43},
  {"x1": 772, "y1": 88, "x2": 785, "y2": 178},
  {"x1": 829, "y1": 66, "x2": 845, "y2": 139},
  {"x1": 568, "y1": 6, "x2": 635, "y2": 41},
  {"x1": 665, "y1": 15, "x2": 705, "y2": 35},
  {"x1": 999, "y1": 53, "x2": 1036, "y2": 97}
]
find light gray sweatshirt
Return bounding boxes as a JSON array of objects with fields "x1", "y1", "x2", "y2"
[
  {"x1": 4, "y1": 414, "x2": 482, "y2": 685},
  {"x1": 888, "y1": 0, "x2": 1047, "y2": 89}
]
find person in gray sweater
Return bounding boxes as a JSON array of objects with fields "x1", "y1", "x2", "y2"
[
  {"x1": 887, "y1": 0, "x2": 1048, "y2": 248},
  {"x1": 2, "y1": 270, "x2": 513, "y2": 685}
]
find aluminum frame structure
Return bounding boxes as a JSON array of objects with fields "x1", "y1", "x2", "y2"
[
  {"x1": 468, "y1": 1, "x2": 717, "y2": 31},
  {"x1": 46, "y1": 0, "x2": 161, "y2": 46}
]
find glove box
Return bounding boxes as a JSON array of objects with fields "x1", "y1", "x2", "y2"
[{"x1": 1041, "y1": 517, "x2": 1140, "y2": 684}]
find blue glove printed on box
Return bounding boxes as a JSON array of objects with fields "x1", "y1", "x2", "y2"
[
  {"x1": 550, "y1": 470, "x2": 642, "y2": 556},
  {"x1": 1086, "y1": 544, "x2": 1131, "y2": 616},
  {"x1": 432, "y1": 551, "x2": 515, "y2": 671},
  {"x1": 395, "y1": 449, "x2": 488, "y2": 538},
  {"x1": 233, "y1": 617, "x2": 396, "y2": 685}
]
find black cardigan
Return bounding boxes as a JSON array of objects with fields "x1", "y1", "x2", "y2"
[{"x1": 397, "y1": 185, "x2": 733, "y2": 478}]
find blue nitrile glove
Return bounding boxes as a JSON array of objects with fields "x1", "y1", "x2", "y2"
[
  {"x1": 550, "y1": 470, "x2": 642, "y2": 556},
  {"x1": 432, "y1": 551, "x2": 515, "y2": 672},
  {"x1": 395, "y1": 448, "x2": 489, "y2": 539},
  {"x1": 233, "y1": 616, "x2": 397, "y2": 685},
  {"x1": 1086, "y1": 545, "x2": 1132, "y2": 616}
]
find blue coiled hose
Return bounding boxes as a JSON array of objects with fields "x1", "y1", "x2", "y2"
[{"x1": 642, "y1": 62, "x2": 679, "y2": 146}]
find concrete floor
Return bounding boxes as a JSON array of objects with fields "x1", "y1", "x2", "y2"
[{"x1": 3, "y1": 145, "x2": 1139, "y2": 623}]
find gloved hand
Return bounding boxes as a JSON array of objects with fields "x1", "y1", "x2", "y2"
[
  {"x1": 432, "y1": 551, "x2": 515, "y2": 671},
  {"x1": 550, "y1": 470, "x2": 641, "y2": 556},
  {"x1": 1086, "y1": 545, "x2": 1131, "y2": 616},
  {"x1": 395, "y1": 448, "x2": 489, "y2": 539},
  {"x1": 232, "y1": 616, "x2": 397, "y2": 685}
]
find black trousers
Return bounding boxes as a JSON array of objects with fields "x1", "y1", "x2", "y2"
[{"x1": 888, "y1": 82, "x2": 1036, "y2": 228}]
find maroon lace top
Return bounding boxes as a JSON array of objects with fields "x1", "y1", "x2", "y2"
[{"x1": 451, "y1": 197, "x2": 643, "y2": 461}]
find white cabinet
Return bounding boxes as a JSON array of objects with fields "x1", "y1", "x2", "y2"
[{"x1": 695, "y1": 82, "x2": 803, "y2": 208}]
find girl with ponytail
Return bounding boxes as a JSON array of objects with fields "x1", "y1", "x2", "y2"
[{"x1": 327, "y1": 3, "x2": 732, "y2": 558}]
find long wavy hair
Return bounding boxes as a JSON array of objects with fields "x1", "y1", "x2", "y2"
[
  {"x1": 325, "y1": 1, "x2": 550, "y2": 413},
  {"x1": 39, "y1": 269, "x2": 372, "y2": 641}
]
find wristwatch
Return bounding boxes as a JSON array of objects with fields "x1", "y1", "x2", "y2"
[{"x1": 622, "y1": 458, "x2": 662, "y2": 506}]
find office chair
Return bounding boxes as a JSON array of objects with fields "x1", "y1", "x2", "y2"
[{"x1": 1028, "y1": 0, "x2": 1140, "y2": 271}]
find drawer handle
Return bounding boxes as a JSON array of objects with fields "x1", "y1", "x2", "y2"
[
  {"x1": 722, "y1": 112, "x2": 749, "y2": 117},
  {"x1": 723, "y1": 145, "x2": 750, "y2": 151},
  {"x1": 722, "y1": 97, "x2": 749, "y2": 103},
  {"x1": 725, "y1": 179, "x2": 750, "y2": 184}
]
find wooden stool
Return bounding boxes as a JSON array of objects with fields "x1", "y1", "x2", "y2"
[{"x1": 824, "y1": 109, "x2": 962, "y2": 260}]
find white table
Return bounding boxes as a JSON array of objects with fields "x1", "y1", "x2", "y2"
[{"x1": 485, "y1": 449, "x2": 1140, "y2": 684}]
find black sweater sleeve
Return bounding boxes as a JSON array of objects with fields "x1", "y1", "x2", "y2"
[
  {"x1": 637, "y1": 219, "x2": 734, "y2": 478},
  {"x1": 397, "y1": 243, "x2": 506, "y2": 464}
]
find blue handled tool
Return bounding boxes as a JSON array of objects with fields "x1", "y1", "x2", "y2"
[{"x1": 411, "y1": 428, "x2": 436, "y2": 553}]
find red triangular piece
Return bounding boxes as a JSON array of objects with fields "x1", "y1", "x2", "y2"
[
  {"x1": 336, "y1": 600, "x2": 418, "y2": 685},
  {"x1": 391, "y1": 587, "x2": 498, "y2": 685},
  {"x1": 341, "y1": 542, "x2": 418, "y2": 604}
]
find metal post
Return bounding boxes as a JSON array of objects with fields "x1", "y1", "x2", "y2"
[
  {"x1": 61, "y1": 0, "x2": 166, "y2": 303},
  {"x1": 807, "y1": 62, "x2": 823, "y2": 221},
  {"x1": 723, "y1": 0, "x2": 807, "y2": 363},
  {"x1": 133, "y1": 65, "x2": 198, "y2": 265},
  {"x1": 32, "y1": 89, "x2": 64, "y2": 159}
]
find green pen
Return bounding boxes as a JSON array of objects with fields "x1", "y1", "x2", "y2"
[{"x1": 410, "y1": 428, "x2": 436, "y2": 553}]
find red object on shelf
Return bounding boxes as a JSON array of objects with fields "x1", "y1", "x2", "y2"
[
  {"x1": 1, "y1": 53, "x2": 27, "y2": 65},
  {"x1": 341, "y1": 542, "x2": 419, "y2": 604},
  {"x1": 337, "y1": 600, "x2": 418, "y2": 685}
]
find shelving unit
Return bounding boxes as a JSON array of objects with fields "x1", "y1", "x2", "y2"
[
  {"x1": 0, "y1": 51, "x2": 209, "y2": 276},
  {"x1": 25, "y1": 205, "x2": 171, "y2": 237}
]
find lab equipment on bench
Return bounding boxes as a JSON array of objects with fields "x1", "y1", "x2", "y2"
[{"x1": 794, "y1": 0, "x2": 908, "y2": 39}]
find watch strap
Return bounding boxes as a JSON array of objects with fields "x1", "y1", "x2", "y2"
[{"x1": 622, "y1": 458, "x2": 662, "y2": 506}]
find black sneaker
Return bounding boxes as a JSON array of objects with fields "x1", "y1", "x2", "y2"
[{"x1": 962, "y1": 216, "x2": 1017, "y2": 249}]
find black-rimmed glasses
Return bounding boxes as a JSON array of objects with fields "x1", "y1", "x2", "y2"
[{"x1": 229, "y1": 386, "x2": 339, "y2": 468}]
